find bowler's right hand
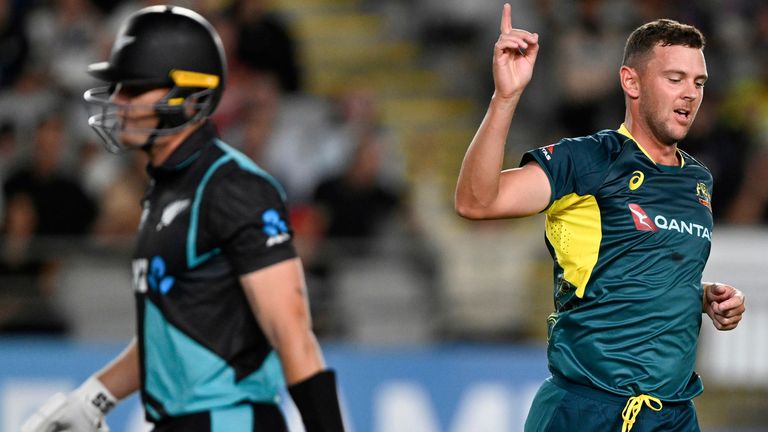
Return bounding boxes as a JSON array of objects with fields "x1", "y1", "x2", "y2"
[{"x1": 493, "y1": 3, "x2": 540, "y2": 100}]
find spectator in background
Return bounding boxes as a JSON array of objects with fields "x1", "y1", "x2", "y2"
[
  {"x1": 220, "y1": 75, "x2": 281, "y2": 164},
  {"x1": 0, "y1": 0, "x2": 29, "y2": 89},
  {"x1": 24, "y1": 0, "x2": 101, "y2": 96},
  {"x1": 312, "y1": 131, "x2": 403, "y2": 248},
  {"x1": 727, "y1": 148, "x2": 768, "y2": 224},
  {"x1": 0, "y1": 112, "x2": 94, "y2": 335},
  {"x1": 3, "y1": 112, "x2": 97, "y2": 241},
  {"x1": 0, "y1": 120, "x2": 16, "y2": 185},
  {"x1": 722, "y1": 61, "x2": 768, "y2": 224},
  {"x1": 90, "y1": 151, "x2": 148, "y2": 241},
  {"x1": 210, "y1": 10, "x2": 282, "y2": 154},
  {"x1": 0, "y1": 190, "x2": 70, "y2": 334},
  {"x1": 554, "y1": 0, "x2": 625, "y2": 136},
  {"x1": 306, "y1": 128, "x2": 405, "y2": 336},
  {"x1": 227, "y1": 0, "x2": 302, "y2": 93},
  {"x1": 717, "y1": 4, "x2": 768, "y2": 224},
  {"x1": 0, "y1": 66, "x2": 62, "y2": 147}
]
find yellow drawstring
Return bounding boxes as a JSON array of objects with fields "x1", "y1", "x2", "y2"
[{"x1": 621, "y1": 394, "x2": 663, "y2": 432}]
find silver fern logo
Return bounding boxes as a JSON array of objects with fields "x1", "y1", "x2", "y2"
[{"x1": 156, "y1": 199, "x2": 190, "y2": 231}]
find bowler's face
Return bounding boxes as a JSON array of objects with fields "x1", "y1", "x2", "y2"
[{"x1": 638, "y1": 44, "x2": 707, "y2": 145}]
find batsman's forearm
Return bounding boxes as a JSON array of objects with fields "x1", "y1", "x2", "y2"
[{"x1": 95, "y1": 338, "x2": 141, "y2": 400}]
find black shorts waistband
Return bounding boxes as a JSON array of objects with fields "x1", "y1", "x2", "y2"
[
  {"x1": 550, "y1": 374, "x2": 690, "y2": 407},
  {"x1": 151, "y1": 402, "x2": 286, "y2": 432}
]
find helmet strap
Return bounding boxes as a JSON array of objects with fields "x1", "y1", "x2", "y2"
[{"x1": 155, "y1": 87, "x2": 191, "y2": 128}]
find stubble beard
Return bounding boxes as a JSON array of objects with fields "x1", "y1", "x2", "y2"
[{"x1": 640, "y1": 101, "x2": 688, "y2": 146}]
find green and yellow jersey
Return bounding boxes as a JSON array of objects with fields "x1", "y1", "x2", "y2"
[{"x1": 521, "y1": 124, "x2": 714, "y2": 401}]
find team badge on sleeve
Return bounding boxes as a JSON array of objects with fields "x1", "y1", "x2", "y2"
[
  {"x1": 262, "y1": 208, "x2": 291, "y2": 247},
  {"x1": 696, "y1": 182, "x2": 712, "y2": 210}
]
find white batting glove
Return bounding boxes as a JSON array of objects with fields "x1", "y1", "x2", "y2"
[{"x1": 21, "y1": 376, "x2": 117, "y2": 432}]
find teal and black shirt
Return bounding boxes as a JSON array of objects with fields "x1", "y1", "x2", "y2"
[
  {"x1": 521, "y1": 124, "x2": 714, "y2": 401},
  {"x1": 131, "y1": 122, "x2": 296, "y2": 421}
]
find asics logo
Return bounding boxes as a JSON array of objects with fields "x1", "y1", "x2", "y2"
[{"x1": 629, "y1": 171, "x2": 644, "y2": 190}]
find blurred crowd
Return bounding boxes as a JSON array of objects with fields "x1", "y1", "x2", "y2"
[{"x1": 0, "y1": 0, "x2": 766, "y2": 338}]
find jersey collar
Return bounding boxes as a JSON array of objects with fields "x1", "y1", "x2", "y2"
[
  {"x1": 617, "y1": 123, "x2": 685, "y2": 168},
  {"x1": 148, "y1": 121, "x2": 217, "y2": 176}
]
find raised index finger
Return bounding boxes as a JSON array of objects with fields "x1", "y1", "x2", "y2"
[{"x1": 500, "y1": 3, "x2": 512, "y2": 34}]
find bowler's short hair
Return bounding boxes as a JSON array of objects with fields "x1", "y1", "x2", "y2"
[{"x1": 622, "y1": 19, "x2": 706, "y2": 68}]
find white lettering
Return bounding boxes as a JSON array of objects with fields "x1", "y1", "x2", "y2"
[
  {"x1": 132, "y1": 259, "x2": 148, "y2": 293},
  {"x1": 668, "y1": 218, "x2": 680, "y2": 232},
  {"x1": 375, "y1": 382, "x2": 440, "y2": 432},
  {"x1": 652, "y1": 215, "x2": 710, "y2": 241},
  {"x1": 373, "y1": 381, "x2": 534, "y2": 432},
  {"x1": 680, "y1": 221, "x2": 693, "y2": 235},
  {"x1": 266, "y1": 233, "x2": 291, "y2": 247},
  {"x1": 450, "y1": 384, "x2": 512, "y2": 432}
]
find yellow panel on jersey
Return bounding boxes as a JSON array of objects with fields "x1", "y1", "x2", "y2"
[{"x1": 545, "y1": 193, "x2": 602, "y2": 298}]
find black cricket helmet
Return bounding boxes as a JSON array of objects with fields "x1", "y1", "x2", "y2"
[{"x1": 84, "y1": 5, "x2": 226, "y2": 152}]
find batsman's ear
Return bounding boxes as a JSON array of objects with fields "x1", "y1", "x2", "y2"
[{"x1": 620, "y1": 65, "x2": 640, "y2": 99}]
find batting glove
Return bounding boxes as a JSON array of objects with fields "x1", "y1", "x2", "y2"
[{"x1": 21, "y1": 376, "x2": 117, "y2": 432}]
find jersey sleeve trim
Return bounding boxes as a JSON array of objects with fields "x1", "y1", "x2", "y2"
[
  {"x1": 520, "y1": 152, "x2": 557, "y2": 211},
  {"x1": 187, "y1": 154, "x2": 230, "y2": 269},
  {"x1": 214, "y1": 139, "x2": 287, "y2": 200}
]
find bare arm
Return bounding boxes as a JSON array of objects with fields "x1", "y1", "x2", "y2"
[
  {"x1": 455, "y1": 3, "x2": 550, "y2": 219},
  {"x1": 241, "y1": 257, "x2": 324, "y2": 384},
  {"x1": 94, "y1": 337, "x2": 140, "y2": 400}
]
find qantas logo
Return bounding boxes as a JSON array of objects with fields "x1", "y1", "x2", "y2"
[
  {"x1": 628, "y1": 204, "x2": 657, "y2": 231},
  {"x1": 628, "y1": 204, "x2": 711, "y2": 241},
  {"x1": 540, "y1": 144, "x2": 556, "y2": 161}
]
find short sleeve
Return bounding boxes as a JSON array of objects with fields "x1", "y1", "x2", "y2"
[
  {"x1": 204, "y1": 167, "x2": 296, "y2": 275},
  {"x1": 520, "y1": 134, "x2": 614, "y2": 209}
]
